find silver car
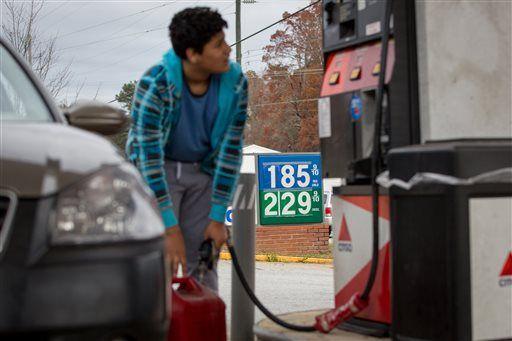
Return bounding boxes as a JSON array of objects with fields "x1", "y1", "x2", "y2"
[{"x1": 0, "y1": 37, "x2": 168, "y2": 340}]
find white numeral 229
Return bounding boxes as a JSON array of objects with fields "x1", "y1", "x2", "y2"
[{"x1": 264, "y1": 191, "x2": 312, "y2": 216}]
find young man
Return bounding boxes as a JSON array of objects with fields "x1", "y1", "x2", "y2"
[{"x1": 126, "y1": 7, "x2": 247, "y2": 291}]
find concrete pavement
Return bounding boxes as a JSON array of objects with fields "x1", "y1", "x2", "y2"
[{"x1": 218, "y1": 259, "x2": 334, "y2": 335}]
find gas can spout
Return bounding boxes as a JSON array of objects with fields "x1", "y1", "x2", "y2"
[{"x1": 314, "y1": 293, "x2": 368, "y2": 333}]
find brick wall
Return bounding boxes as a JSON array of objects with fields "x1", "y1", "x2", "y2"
[{"x1": 255, "y1": 224, "x2": 330, "y2": 255}]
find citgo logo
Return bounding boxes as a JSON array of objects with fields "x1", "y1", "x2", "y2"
[
  {"x1": 498, "y1": 252, "x2": 512, "y2": 288},
  {"x1": 337, "y1": 215, "x2": 352, "y2": 252}
]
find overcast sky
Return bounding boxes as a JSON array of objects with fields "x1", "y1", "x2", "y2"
[{"x1": 3, "y1": 0, "x2": 312, "y2": 106}]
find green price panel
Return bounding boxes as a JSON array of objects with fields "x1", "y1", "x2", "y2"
[{"x1": 256, "y1": 153, "x2": 323, "y2": 225}]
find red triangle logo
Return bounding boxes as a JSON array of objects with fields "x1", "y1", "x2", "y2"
[
  {"x1": 338, "y1": 215, "x2": 352, "y2": 242},
  {"x1": 500, "y1": 252, "x2": 512, "y2": 277}
]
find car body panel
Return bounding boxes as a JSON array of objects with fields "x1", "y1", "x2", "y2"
[
  {"x1": 0, "y1": 123, "x2": 124, "y2": 198},
  {"x1": 0, "y1": 196, "x2": 166, "y2": 337}
]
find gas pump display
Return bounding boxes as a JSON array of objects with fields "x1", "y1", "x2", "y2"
[{"x1": 256, "y1": 154, "x2": 323, "y2": 226}]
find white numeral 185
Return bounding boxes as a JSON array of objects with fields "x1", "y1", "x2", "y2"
[{"x1": 267, "y1": 164, "x2": 310, "y2": 189}]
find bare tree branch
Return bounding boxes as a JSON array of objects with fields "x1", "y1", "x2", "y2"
[
  {"x1": 1, "y1": 0, "x2": 73, "y2": 98},
  {"x1": 93, "y1": 82, "x2": 102, "y2": 100},
  {"x1": 73, "y1": 79, "x2": 86, "y2": 104}
]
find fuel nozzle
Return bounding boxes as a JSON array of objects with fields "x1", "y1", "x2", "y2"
[
  {"x1": 196, "y1": 238, "x2": 217, "y2": 284},
  {"x1": 314, "y1": 293, "x2": 368, "y2": 333}
]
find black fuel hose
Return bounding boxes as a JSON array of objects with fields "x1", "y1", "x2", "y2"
[
  {"x1": 361, "y1": 0, "x2": 393, "y2": 301},
  {"x1": 227, "y1": 241, "x2": 316, "y2": 332}
]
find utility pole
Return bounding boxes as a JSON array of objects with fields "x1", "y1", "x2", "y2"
[
  {"x1": 236, "y1": 0, "x2": 256, "y2": 66},
  {"x1": 236, "y1": 0, "x2": 241, "y2": 65}
]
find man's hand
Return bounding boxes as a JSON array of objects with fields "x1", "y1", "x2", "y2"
[
  {"x1": 204, "y1": 220, "x2": 228, "y2": 249},
  {"x1": 165, "y1": 226, "x2": 187, "y2": 276}
]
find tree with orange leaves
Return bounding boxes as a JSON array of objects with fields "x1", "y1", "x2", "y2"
[{"x1": 245, "y1": 1, "x2": 322, "y2": 152}]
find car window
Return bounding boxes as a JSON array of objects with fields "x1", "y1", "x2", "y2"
[{"x1": 0, "y1": 45, "x2": 52, "y2": 122}]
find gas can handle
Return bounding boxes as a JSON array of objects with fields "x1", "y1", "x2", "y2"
[
  {"x1": 172, "y1": 276, "x2": 202, "y2": 293},
  {"x1": 172, "y1": 276, "x2": 186, "y2": 284}
]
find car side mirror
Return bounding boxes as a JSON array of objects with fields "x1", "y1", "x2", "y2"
[{"x1": 64, "y1": 100, "x2": 128, "y2": 136}]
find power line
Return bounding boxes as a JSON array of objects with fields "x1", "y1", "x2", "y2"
[
  {"x1": 50, "y1": 2, "x2": 175, "y2": 42},
  {"x1": 244, "y1": 48, "x2": 266, "y2": 54},
  {"x1": 246, "y1": 72, "x2": 323, "y2": 80},
  {"x1": 108, "y1": 6, "x2": 159, "y2": 37},
  {"x1": 243, "y1": 51, "x2": 267, "y2": 59},
  {"x1": 251, "y1": 97, "x2": 319, "y2": 107},
  {"x1": 230, "y1": 0, "x2": 320, "y2": 48},
  {"x1": 39, "y1": 0, "x2": 71, "y2": 21},
  {"x1": 64, "y1": 1, "x2": 236, "y2": 60},
  {"x1": 43, "y1": 2, "x2": 91, "y2": 32},
  {"x1": 248, "y1": 72, "x2": 323, "y2": 79},
  {"x1": 267, "y1": 68, "x2": 323, "y2": 74},
  {"x1": 71, "y1": 34, "x2": 147, "y2": 64},
  {"x1": 75, "y1": 41, "x2": 168, "y2": 76},
  {"x1": 245, "y1": 68, "x2": 323, "y2": 75},
  {"x1": 58, "y1": 27, "x2": 166, "y2": 51},
  {"x1": 67, "y1": 3, "x2": 238, "y2": 70},
  {"x1": 246, "y1": 49, "x2": 264, "y2": 53},
  {"x1": 67, "y1": 9, "x2": 161, "y2": 63}
]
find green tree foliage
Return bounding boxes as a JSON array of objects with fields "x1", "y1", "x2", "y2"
[
  {"x1": 115, "y1": 80, "x2": 137, "y2": 111},
  {"x1": 108, "y1": 80, "x2": 136, "y2": 152}
]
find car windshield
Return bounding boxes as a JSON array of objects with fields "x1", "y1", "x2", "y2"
[{"x1": 0, "y1": 44, "x2": 52, "y2": 122}]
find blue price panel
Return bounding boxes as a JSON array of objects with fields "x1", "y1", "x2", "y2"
[{"x1": 257, "y1": 154, "x2": 323, "y2": 225}]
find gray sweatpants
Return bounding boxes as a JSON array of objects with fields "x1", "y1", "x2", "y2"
[{"x1": 164, "y1": 160, "x2": 218, "y2": 291}]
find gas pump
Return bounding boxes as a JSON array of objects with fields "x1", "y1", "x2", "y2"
[
  {"x1": 319, "y1": 0, "x2": 512, "y2": 339},
  {"x1": 319, "y1": 0, "x2": 419, "y2": 335}
]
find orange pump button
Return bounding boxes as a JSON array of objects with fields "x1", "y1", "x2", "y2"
[
  {"x1": 350, "y1": 67, "x2": 361, "y2": 80},
  {"x1": 372, "y1": 63, "x2": 381, "y2": 76},
  {"x1": 329, "y1": 72, "x2": 340, "y2": 85}
]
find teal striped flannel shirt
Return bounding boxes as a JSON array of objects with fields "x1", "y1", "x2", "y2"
[{"x1": 125, "y1": 52, "x2": 248, "y2": 228}]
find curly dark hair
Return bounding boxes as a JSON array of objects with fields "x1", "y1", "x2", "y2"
[{"x1": 169, "y1": 7, "x2": 228, "y2": 60}]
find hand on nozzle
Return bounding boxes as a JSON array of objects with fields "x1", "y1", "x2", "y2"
[{"x1": 204, "y1": 220, "x2": 227, "y2": 249}]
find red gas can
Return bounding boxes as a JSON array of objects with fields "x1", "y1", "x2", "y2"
[{"x1": 168, "y1": 276, "x2": 226, "y2": 341}]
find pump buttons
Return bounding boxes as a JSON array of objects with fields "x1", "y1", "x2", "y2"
[
  {"x1": 329, "y1": 72, "x2": 340, "y2": 85},
  {"x1": 350, "y1": 67, "x2": 362, "y2": 81},
  {"x1": 372, "y1": 63, "x2": 381, "y2": 76}
]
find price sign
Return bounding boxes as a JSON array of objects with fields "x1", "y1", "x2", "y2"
[{"x1": 256, "y1": 153, "x2": 323, "y2": 225}]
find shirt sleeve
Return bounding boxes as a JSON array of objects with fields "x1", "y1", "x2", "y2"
[
  {"x1": 209, "y1": 74, "x2": 249, "y2": 222},
  {"x1": 129, "y1": 75, "x2": 177, "y2": 228}
]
